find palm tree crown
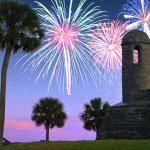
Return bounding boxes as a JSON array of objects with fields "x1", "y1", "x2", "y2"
[
  {"x1": 80, "y1": 97, "x2": 110, "y2": 139},
  {"x1": 0, "y1": 0, "x2": 44, "y2": 52},
  {"x1": 32, "y1": 97, "x2": 67, "y2": 141}
]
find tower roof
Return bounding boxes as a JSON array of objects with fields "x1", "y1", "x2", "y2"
[{"x1": 122, "y1": 30, "x2": 150, "y2": 45}]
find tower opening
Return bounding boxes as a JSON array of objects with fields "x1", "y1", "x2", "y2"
[{"x1": 133, "y1": 45, "x2": 141, "y2": 64}]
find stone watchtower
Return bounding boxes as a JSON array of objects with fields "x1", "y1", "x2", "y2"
[
  {"x1": 98, "y1": 30, "x2": 150, "y2": 139},
  {"x1": 122, "y1": 30, "x2": 150, "y2": 104}
]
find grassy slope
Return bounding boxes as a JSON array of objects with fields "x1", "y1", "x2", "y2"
[{"x1": 0, "y1": 140, "x2": 150, "y2": 150}]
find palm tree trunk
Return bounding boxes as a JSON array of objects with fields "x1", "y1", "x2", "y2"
[
  {"x1": 45, "y1": 126, "x2": 50, "y2": 141},
  {"x1": 96, "y1": 129, "x2": 99, "y2": 140},
  {"x1": 95, "y1": 124, "x2": 100, "y2": 140},
  {"x1": 0, "y1": 47, "x2": 12, "y2": 144}
]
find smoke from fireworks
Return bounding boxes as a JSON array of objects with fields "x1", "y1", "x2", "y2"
[
  {"x1": 19, "y1": 0, "x2": 106, "y2": 95},
  {"x1": 121, "y1": 0, "x2": 150, "y2": 38},
  {"x1": 89, "y1": 20, "x2": 127, "y2": 71}
]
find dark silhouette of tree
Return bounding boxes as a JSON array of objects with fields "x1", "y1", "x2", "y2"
[
  {"x1": 32, "y1": 97, "x2": 67, "y2": 141},
  {"x1": 80, "y1": 97, "x2": 110, "y2": 140},
  {"x1": 0, "y1": 0, "x2": 44, "y2": 144}
]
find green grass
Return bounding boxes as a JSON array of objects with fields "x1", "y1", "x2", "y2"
[{"x1": 0, "y1": 140, "x2": 150, "y2": 150}]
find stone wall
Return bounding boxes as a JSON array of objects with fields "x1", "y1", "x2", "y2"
[{"x1": 98, "y1": 103, "x2": 150, "y2": 139}]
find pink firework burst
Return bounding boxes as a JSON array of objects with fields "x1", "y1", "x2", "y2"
[
  {"x1": 90, "y1": 20, "x2": 127, "y2": 71},
  {"x1": 19, "y1": 0, "x2": 106, "y2": 95},
  {"x1": 53, "y1": 25, "x2": 78, "y2": 51}
]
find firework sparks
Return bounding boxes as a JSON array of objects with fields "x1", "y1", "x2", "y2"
[
  {"x1": 19, "y1": 0, "x2": 106, "y2": 95},
  {"x1": 121, "y1": 0, "x2": 150, "y2": 38},
  {"x1": 89, "y1": 20, "x2": 127, "y2": 71}
]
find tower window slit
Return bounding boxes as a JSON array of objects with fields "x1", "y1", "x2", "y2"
[{"x1": 133, "y1": 46, "x2": 141, "y2": 64}]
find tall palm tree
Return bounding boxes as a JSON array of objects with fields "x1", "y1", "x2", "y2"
[
  {"x1": 32, "y1": 97, "x2": 67, "y2": 141},
  {"x1": 80, "y1": 97, "x2": 110, "y2": 140},
  {"x1": 0, "y1": 0, "x2": 44, "y2": 144}
]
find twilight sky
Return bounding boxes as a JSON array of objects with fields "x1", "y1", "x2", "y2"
[{"x1": 1, "y1": 0, "x2": 126, "y2": 142}]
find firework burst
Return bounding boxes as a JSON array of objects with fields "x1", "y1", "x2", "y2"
[
  {"x1": 89, "y1": 20, "x2": 127, "y2": 71},
  {"x1": 19, "y1": 0, "x2": 106, "y2": 95},
  {"x1": 121, "y1": 0, "x2": 150, "y2": 37}
]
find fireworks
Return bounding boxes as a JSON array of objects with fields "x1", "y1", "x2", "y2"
[
  {"x1": 121, "y1": 0, "x2": 150, "y2": 38},
  {"x1": 89, "y1": 20, "x2": 127, "y2": 71},
  {"x1": 20, "y1": 0, "x2": 106, "y2": 95}
]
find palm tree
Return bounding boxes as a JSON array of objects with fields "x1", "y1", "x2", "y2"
[
  {"x1": 80, "y1": 97, "x2": 110, "y2": 140},
  {"x1": 32, "y1": 97, "x2": 67, "y2": 141},
  {"x1": 0, "y1": 0, "x2": 44, "y2": 144}
]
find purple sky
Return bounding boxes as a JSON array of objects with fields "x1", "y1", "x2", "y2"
[{"x1": 0, "y1": 0, "x2": 126, "y2": 142}]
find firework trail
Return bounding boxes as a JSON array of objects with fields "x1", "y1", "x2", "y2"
[
  {"x1": 89, "y1": 20, "x2": 127, "y2": 71},
  {"x1": 121, "y1": 0, "x2": 150, "y2": 38},
  {"x1": 19, "y1": 0, "x2": 106, "y2": 95}
]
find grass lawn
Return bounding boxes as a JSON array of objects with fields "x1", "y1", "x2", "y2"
[{"x1": 0, "y1": 140, "x2": 150, "y2": 150}]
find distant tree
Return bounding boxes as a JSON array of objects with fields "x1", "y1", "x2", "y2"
[
  {"x1": 80, "y1": 97, "x2": 110, "y2": 140},
  {"x1": 0, "y1": 0, "x2": 44, "y2": 144},
  {"x1": 32, "y1": 97, "x2": 67, "y2": 141}
]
